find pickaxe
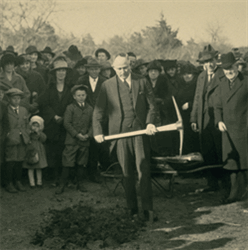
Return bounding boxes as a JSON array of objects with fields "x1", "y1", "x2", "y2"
[{"x1": 104, "y1": 96, "x2": 184, "y2": 156}]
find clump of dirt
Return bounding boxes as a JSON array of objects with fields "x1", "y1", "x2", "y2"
[{"x1": 31, "y1": 204, "x2": 146, "y2": 249}]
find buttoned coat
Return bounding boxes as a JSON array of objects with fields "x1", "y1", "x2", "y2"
[
  {"x1": 5, "y1": 105, "x2": 30, "y2": 146},
  {"x1": 93, "y1": 73, "x2": 157, "y2": 152},
  {"x1": 190, "y1": 67, "x2": 222, "y2": 132},
  {"x1": 214, "y1": 72, "x2": 248, "y2": 170},
  {"x1": 0, "y1": 71, "x2": 31, "y2": 110},
  {"x1": 77, "y1": 75, "x2": 107, "y2": 107},
  {"x1": 64, "y1": 101, "x2": 93, "y2": 147}
]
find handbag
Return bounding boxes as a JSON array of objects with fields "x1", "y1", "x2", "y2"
[{"x1": 25, "y1": 143, "x2": 39, "y2": 165}]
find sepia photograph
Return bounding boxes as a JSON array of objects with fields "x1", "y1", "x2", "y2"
[{"x1": 0, "y1": 0, "x2": 248, "y2": 249}]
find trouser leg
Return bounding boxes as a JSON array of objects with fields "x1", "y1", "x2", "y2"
[
  {"x1": 14, "y1": 161, "x2": 23, "y2": 182},
  {"x1": 135, "y1": 136, "x2": 153, "y2": 211},
  {"x1": 117, "y1": 138, "x2": 138, "y2": 210},
  {"x1": 6, "y1": 162, "x2": 15, "y2": 185}
]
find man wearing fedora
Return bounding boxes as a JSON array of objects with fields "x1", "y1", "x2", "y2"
[
  {"x1": 93, "y1": 53, "x2": 158, "y2": 221},
  {"x1": 77, "y1": 58, "x2": 109, "y2": 182},
  {"x1": 214, "y1": 52, "x2": 248, "y2": 203},
  {"x1": 40, "y1": 46, "x2": 55, "y2": 63},
  {"x1": 63, "y1": 45, "x2": 83, "y2": 69},
  {"x1": 190, "y1": 44, "x2": 222, "y2": 192},
  {"x1": 95, "y1": 48, "x2": 111, "y2": 64}
]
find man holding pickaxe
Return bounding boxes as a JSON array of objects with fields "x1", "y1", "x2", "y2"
[{"x1": 93, "y1": 53, "x2": 158, "y2": 222}]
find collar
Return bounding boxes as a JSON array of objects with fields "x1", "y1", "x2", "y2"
[
  {"x1": 89, "y1": 76, "x2": 98, "y2": 82},
  {"x1": 119, "y1": 74, "x2": 131, "y2": 85},
  {"x1": 77, "y1": 101, "x2": 85, "y2": 107},
  {"x1": 10, "y1": 105, "x2": 19, "y2": 110}
]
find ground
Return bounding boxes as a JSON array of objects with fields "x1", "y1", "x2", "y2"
[{"x1": 1, "y1": 173, "x2": 248, "y2": 250}]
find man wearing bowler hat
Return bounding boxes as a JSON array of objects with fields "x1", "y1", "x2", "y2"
[
  {"x1": 93, "y1": 53, "x2": 158, "y2": 221},
  {"x1": 77, "y1": 58, "x2": 109, "y2": 183},
  {"x1": 214, "y1": 52, "x2": 248, "y2": 203},
  {"x1": 190, "y1": 44, "x2": 223, "y2": 192}
]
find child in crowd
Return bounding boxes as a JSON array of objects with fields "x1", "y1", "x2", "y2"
[
  {"x1": 56, "y1": 85, "x2": 93, "y2": 194},
  {"x1": 23, "y1": 116, "x2": 48, "y2": 188},
  {"x1": 4, "y1": 88, "x2": 30, "y2": 193}
]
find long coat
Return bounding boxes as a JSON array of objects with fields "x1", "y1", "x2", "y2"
[
  {"x1": 0, "y1": 101, "x2": 9, "y2": 164},
  {"x1": 214, "y1": 72, "x2": 248, "y2": 170},
  {"x1": 37, "y1": 80, "x2": 73, "y2": 143},
  {"x1": 77, "y1": 75, "x2": 107, "y2": 107},
  {"x1": 0, "y1": 71, "x2": 31, "y2": 110},
  {"x1": 64, "y1": 101, "x2": 93, "y2": 147},
  {"x1": 93, "y1": 74, "x2": 157, "y2": 152}
]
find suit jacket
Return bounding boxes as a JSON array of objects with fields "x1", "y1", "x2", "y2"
[
  {"x1": 77, "y1": 75, "x2": 107, "y2": 107},
  {"x1": 214, "y1": 72, "x2": 248, "y2": 169},
  {"x1": 93, "y1": 73, "x2": 157, "y2": 151},
  {"x1": 190, "y1": 67, "x2": 222, "y2": 132},
  {"x1": 6, "y1": 105, "x2": 30, "y2": 146},
  {"x1": 64, "y1": 101, "x2": 93, "y2": 146}
]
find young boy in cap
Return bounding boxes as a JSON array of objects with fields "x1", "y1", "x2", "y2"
[
  {"x1": 56, "y1": 85, "x2": 93, "y2": 194},
  {"x1": 4, "y1": 88, "x2": 30, "y2": 193}
]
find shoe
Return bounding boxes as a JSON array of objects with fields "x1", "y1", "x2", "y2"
[
  {"x1": 89, "y1": 176, "x2": 101, "y2": 184},
  {"x1": 129, "y1": 208, "x2": 138, "y2": 218},
  {"x1": 221, "y1": 198, "x2": 238, "y2": 205},
  {"x1": 30, "y1": 185, "x2": 36, "y2": 189},
  {"x1": 37, "y1": 184, "x2": 43, "y2": 189},
  {"x1": 16, "y1": 181, "x2": 26, "y2": 192},
  {"x1": 143, "y1": 210, "x2": 158, "y2": 223},
  {"x1": 5, "y1": 183, "x2": 18, "y2": 193},
  {"x1": 55, "y1": 185, "x2": 65, "y2": 195},
  {"x1": 77, "y1": 184, "x2": 87, "y2": 192}
]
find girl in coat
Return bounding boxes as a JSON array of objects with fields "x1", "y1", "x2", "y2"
[
  {"x1": 23, "y1": 116, "x2": 48, "y2": 188},
  {"x1": 5, "y1": 88, "x2": 30, "y2": 193}
]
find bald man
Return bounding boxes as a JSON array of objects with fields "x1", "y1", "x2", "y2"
[{"x1": 93, "y1": 53, "x2": 158, "y2": 221}]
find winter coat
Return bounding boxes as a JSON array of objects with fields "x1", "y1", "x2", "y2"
[
  {"x1": 37, "y1": 79, "x2": 73, "y2": 142},
  {"x1": 15, "y1": 67, "x2": 47, "y2": 103},
  {"x1": 23, "y1": 131, "x2": 48, "y2": 169},
  {"x1": 214, "y1": 72, "x2": 248, "y2": 170},
  {"x1": 0, "y1": 71, "x2": 31, "y2": 110},
  {"x1": 0, "y1": 101, "x2": 9, "y2": 164},
  {"x1": 64, "y1": 101, "x2": 93, "y2": 147}
]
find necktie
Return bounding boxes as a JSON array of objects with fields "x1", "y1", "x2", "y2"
[
  {"x1": 208, "y1": 74, "x2": 213, "y2": 83},
  {"x1": 229, "y1": 81, "x2": 235, "y2": 90},
  {"x1": 14, "y1": 108, "x2": 18, "y2": 114}
]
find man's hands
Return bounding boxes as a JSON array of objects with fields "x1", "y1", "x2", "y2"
[
  {"x1": 191, "y1": 123, "x2": 199, "y2": 132},
  {"x1": 146, "y1": 124, "x2": 157, "y2": 136},
  {"x1": 218, "y1": 122, "x2": 227, "y2": 132},
  {"x1": 94, "y1": 134, "x2": 105, "y2": 143},
  {"x1": 54, "y1": 115, "x2": 63, "y2": 124},
  {"x1": 76, "y1": 133, "x2": 89, "y2": 142}
]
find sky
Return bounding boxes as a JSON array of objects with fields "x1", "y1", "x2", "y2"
[{"x1": 50, "y1": 0, "x2": 247, "y2": 47}]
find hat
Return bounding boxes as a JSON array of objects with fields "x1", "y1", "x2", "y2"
[
  {"x1": 73, "y1": 58, "x2": 87, "y2": 69},
  {"x1": 95, "y1": 48, "x2": 111, "y2": 60},
  {"x1": 5, "y1": 88, "x2": 24, "y2": 98},
  {"x1": 100, "y1": 61, "x2": 112, "y2": 70},
  {"x1": 16, "y1": 54, "x2": 30, "y2": 66},
  {"x1": 40, "y1": 46, "x2": 55, "y2": 57},
  {"x1": 63, "y1": 45, "x2": 83, "y2": 61},
  {"x1": 50, "y1": 59, "x2": 72, "y2": 72},
  {"x1": 127, "y1": 52, "x2": 136, "y2": 58},
  {"x1": 0, "y1": 53, "x2": 17, "y2": 68},
  {"x1": 133, "y1": 59, "x2": 148, "y2": 70},
  {"x1": 3, "y1": 45, "x2": 18, "y2": 56},
  {"x1": 112, "y1": 53, "x2": 130, "y2": 68},
  {"x1": 180, "y1": 61, "x2": 198, "y2": 74},
  {"x1": 85, "y1": 58, "x2": 102, "y2": 68},
  {"x1": 71, "y1": 84, "x2": 88, "y2": 95},
  {"x1": 30, "y1": 115, "x2": 44, "y2": 131},
  {"x1": 163, "y1": 60, "x2": 177, "y2": 70},
  {"x1": 147, "y1": 60, "x2": 162, "y2": 72},
  {"x1": 25, "y1": 45, "x2": 41, "y2": 57},
  {"x1": 197, "y1": 44, "x2": 218, "y2": 63},
  {"x1": 220, "y1": 52, "x2": 238, "y2": 69},
  {"x1": 232, "y1": 48, "x2": 242, "y2": 60}
]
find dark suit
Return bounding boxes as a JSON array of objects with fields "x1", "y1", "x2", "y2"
[
  {"x1": 190, "y1": 67, "x2": 222, "y2": 165},
  {"x1": 93, "y1": 74, "x2": 157, "y2": 211}
]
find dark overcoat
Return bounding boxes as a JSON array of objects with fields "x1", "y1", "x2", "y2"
[
  {"x1": 64, "y1": 101, "x2": 93, "y2": 147},
  {"x1": 93, "y1": 73, "x2": 157, "y2": 152},
  {"x1": 77, "y1": 75, "x2": 107, "y2": 107},
  {"x1": 214, "y1": 72, "x2": 248, "y2": 170},
  {"x1": 37, "y1": 80, "x2": 73, "y2": 142},
  {"x1": 0, "y1": 101, "x2": 9, "y2": 164}
]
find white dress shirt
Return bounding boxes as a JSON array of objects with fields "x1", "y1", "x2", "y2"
[
  {"x1": 120, "y1": 74, "x2": 131, "y2": 89},
  {"x1": 89, "y1": 76, "x2": 98, "y2": 92},
  {"x1": 10, "y1": 105, "x2": 19, "y2": 114}
]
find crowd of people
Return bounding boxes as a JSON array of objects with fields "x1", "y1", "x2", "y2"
[{"x1": 0, "y1": 43, "x2": 247, "y2": 222}]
